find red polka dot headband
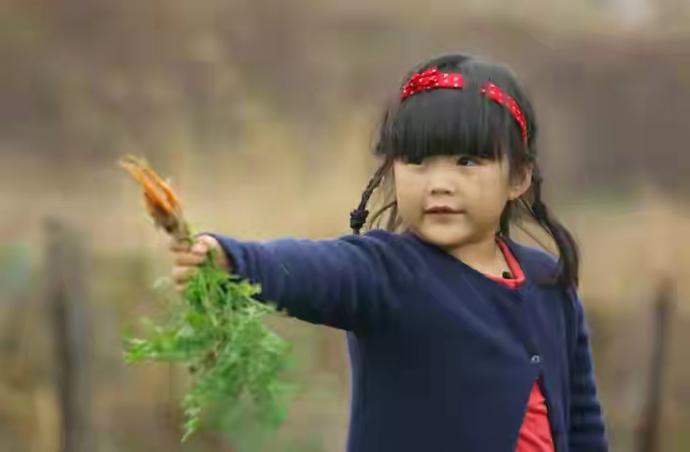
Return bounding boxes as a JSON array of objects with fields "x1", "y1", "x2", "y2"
[{"x1": 400, "y1": 66, "x2": 528, "y2": 145}]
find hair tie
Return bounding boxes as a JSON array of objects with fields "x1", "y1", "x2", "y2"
[
  {"x1": 400, "y1": 66, "x2": 529, "y2": 145},
  {"x1": 350, "y1": 208, "x2": 369, "y2": 233}
]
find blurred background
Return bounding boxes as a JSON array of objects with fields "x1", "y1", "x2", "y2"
[{"x1": 2, "y1": 0, "x2": 690, "y2": 451}]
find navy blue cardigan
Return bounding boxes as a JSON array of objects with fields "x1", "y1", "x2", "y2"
[{"x1": 204, "y1": 228, "x2": 609, "y2": 452}]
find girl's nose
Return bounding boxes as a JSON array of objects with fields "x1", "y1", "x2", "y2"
[
  {"x1": 430, "y1": 185, "x2": 454, "y2": 195},
  {"x1": 425, "y1": 159, "x2": 458, "y2": 195},
  {"x1": 428, "y1": 176, "x2": 456, "y2": 195}
]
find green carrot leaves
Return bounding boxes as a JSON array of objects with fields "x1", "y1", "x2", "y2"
[{"x1": 123, "y1": 249, "x2": 295, "y2": 442}]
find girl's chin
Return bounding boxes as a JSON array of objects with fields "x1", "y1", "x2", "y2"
[
  {"x1": 416, "y1": 224, "x2": 472, "y2": 246},
  {"x1": 423, "y1": 212, "x2": 466, "y2": 224}
]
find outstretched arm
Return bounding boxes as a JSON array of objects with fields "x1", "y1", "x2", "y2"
[{"x1": 197, "y1": 230, "x2": 407, "y2": 333}]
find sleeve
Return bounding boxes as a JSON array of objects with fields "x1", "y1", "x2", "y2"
[
  {"x1": 195, "y1": 230, "x2": 406, "y2": 333},
  {"x1": 566, "y1": 288, "x2": 609, "y2": 452}
]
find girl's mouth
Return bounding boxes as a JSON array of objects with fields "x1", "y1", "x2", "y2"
[{"x1": 424, "y1": 206, "x2": 465, "y2": 214}]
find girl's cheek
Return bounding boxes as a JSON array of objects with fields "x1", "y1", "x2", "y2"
[{"x1": 398, "y1": 198, "x2": 423, "y2": 225}]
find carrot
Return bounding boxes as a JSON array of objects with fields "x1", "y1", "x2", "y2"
[{"x1": 119, "y1": 155, "x2": 294, "y2": 441}]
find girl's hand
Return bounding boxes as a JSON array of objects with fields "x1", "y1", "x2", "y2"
[{"x1": 169, "y1": 235, "x2": 231, "y2": 293}]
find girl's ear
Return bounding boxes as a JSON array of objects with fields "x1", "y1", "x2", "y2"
[{"x1": 508, "y1": 163, "x2": 534, "y2": 201}]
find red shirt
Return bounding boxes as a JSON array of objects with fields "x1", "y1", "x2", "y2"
[{"x1": 482, "y1": 236, "x2": 555, "y2": 452}]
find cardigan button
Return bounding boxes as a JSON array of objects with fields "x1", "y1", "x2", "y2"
[{"x1": 530, "y1": 354, "x2": 542, "y2": 364}]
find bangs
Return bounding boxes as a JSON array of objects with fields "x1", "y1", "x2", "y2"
[{"x1": 377, "y1": 87, "x2": 521, "y2": 163}]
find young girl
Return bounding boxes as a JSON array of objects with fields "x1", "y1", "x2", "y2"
[{"x1": 170, "y1": 53, "x2": 608, "y2": 452}]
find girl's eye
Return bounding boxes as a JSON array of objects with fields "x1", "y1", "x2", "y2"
[{"x1": 456, "y1": 156, "x2": 479, "y2": 167}]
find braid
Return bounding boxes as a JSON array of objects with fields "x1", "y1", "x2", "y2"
[
  {"x1": 528, "y1": 165, "x2": 580, "y2": 287},
  {"x1": 350, "y1": 160, "x2": 390, "y2": 235},
  {"x1": 531, "y1": 169, "x2": 548, "y2": 218}
]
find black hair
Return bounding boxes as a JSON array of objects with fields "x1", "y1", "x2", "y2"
[{"x1": 349, "y1": 52, "x2": 580, "y2": 289}]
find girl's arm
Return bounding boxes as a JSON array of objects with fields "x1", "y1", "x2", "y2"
[
  {"x1": 197, "y1": 230, "x2": 405, "y2": 333},
  {"x1": 567, "y1": 290, "x2": 609, "y2": 452}
]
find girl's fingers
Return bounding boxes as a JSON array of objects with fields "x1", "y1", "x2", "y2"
[
  {"x1": 195, "y1": 235, "x2": 229, "y2": 270},
  {"x1": 169, "y1": 234, "x2": 228, "y2": 272},
  {"x1": 172, "y1": 265, "x2": 198, "y2": 283},
  {"x1": 190, "y1": 241, "x2": 209, "y2": 256},
  {"x1": 169, "y1": 237, "x2": 214, "y2": 295},
  {"x1": 174, "y1": 252, "x2": 206, "y2": 266},
  {"x1": 170, "y1": 235, "x2": 210, "y2": 255}
]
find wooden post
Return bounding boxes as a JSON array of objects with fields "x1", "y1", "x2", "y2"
[
  {"x1": 43, "y1": 217, "x2": 93, "y2": 452},
  {"x1": 635, "y1": 277, "x2": 676, "y2": 452}
]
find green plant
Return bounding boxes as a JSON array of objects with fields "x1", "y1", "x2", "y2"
[{"x1": 119, "y1": 155, "x2": 295, "y2": 441}]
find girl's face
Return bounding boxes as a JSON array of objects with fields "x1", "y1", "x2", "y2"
[{"x1": 392, "y1": 153, "x2": 532, "y2": 248}]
